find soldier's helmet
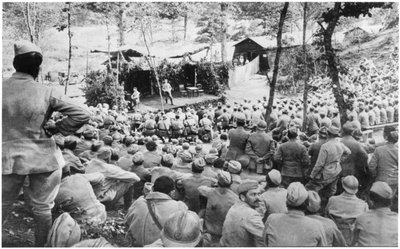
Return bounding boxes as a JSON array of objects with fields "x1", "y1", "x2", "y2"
[{"x1": 161, "y1": 210, "x2": 202, "y2": 247}]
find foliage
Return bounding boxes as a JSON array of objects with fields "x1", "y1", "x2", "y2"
[
  {"x1": 195, "y1": 61, "x2": 227, "y2": 96},
  {"x1": 195, "y1": 8, "x2": 224, "y2": 44},
  {"x1": 370, "y1": 2, "x2": 399, "y2": 30},
  {"x1": 3, "y1": 2, "x2": 64, "y2": 42},
  {"x1": 316, "y1": 2, "x2": 391, "y2": 125},
  {"x1": 117, "y1": 58, "x2": 228, "y2": 97},
  {"x1": 279, "y1": 45, "x2": 315, "y2": 83},
  {"x1": 234, "y1": 2, "x2": 292, "y2": 38},
  {"x1": 82, "y1": 70, "x2": 128, "y2": 109},
  {"x1": 155, "y1": 60, "x2": 186, "y2": 90},
  {"x1": 80, "y1": 216, "x2": 127, "y2": 247}
]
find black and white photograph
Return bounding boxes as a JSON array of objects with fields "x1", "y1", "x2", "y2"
[{"x1": 2, "y1": 1, "x2": 398, "y2": 247}]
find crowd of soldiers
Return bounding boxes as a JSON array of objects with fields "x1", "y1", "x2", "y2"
[{"x1": 3, "y1": 41, "x2": 398, "y2": 247}]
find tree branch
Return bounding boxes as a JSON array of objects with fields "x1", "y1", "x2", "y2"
[
  {"x1": 24, "y1": 3, "x2": 35, "y2": 43},
  {"x1": 317, "y1": 21, "x2": 326, "y2": 32}
]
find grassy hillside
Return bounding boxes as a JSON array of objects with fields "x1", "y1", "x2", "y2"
[
  {"x1": 3, "y1": 18, "x2": 204, "y2": 77},
  {"x1": 2, "y1": 17, "x2": 398, "y2": 79}
]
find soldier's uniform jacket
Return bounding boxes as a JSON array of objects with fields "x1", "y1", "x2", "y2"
[
  {"x1": 307, "y1": 214, "x2": 346, "y2": 247},
  {"x1": 245, "y1": 131, "x2": 275, "y2": 170},
  {"x1": 198, "y1": 186, "x2": 239, "y2": 236},
  {"x1": 55, "y1": 173, "x2": 107, "y2": 226},
  {"x1": 226, "y1": 127, "x2": 250, "y2": 160},
  {"x1": 264, "y1": 210, "x2": 328, "y2": 246},
  {"x1": 353, "y1": 207, "x2": 398, "y2": 246},
  {"x1": 124, "y1": 191, "x2": 188, "y2": 247},
  {"x1": 181, "y1": 173, "x2": 216, "y2": 213},
  {"x1": 220, "y1": 201, "x2": 265, "y2": 247},
  {"x1": 3, "y1": 72, "x2": 90, "y2": 175}
]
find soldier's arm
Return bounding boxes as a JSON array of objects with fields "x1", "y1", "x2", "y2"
[
  {"x1": 49, "y1": 90, "x2": 90, "y2": 135},
  {"x1": 310, "y1": 147, "x2": 327, "y2": 179}
]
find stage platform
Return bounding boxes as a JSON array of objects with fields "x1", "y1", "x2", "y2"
[{"x1": 135, "y1": 94, "x2": 221, "y2": 112}]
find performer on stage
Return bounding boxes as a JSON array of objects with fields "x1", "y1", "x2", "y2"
[
  {"x1": 131, "y1": 87, "x2": 140, "y2": 108},
  {"x1": 162, "y1": 79, "x2": 174, "y2": 105}
]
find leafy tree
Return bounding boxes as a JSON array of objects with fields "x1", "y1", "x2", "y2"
[
  {"x1": 317, "y1": 2, "x2": 389, "y2": 125},
  {"x1": 234, "y1": 2, "x2": 292, "y2": 38},
  {"x1": 82, "y1": 2, "x2": 129, "y2": 47},
  {"x1": 82, "y1": 70, "x2": 127, "y2": 109},
  {"x1": 3, "y1": 2, "x2": 63, "y2": 43}
]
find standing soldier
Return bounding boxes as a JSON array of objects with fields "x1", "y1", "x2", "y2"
[
  {"x1": 162, "y1": 79, "x2": 174, "y2": 105},
  {"x1": 274, "y1": 127, "x2": 310, "y2": 187},
  {"x1": 306, "y1": 126, "x2": 351, "y2": 205},
  {"x1": 217, "y1": 109, "x2": 231, "y2": 132},
  {"x1": 2, "y1": 41, "x2": 90, "y2": 246},
  {"x1": 245, "y1": 121, "x2": 275, "y2": 174},
  {"x1": 199, "y1": 114, "x2": 213, "y2": 142},
  {"x1": 226, "y1": 118, "x2": 250, "y2": 169},
  {"x1": 131, "y1": 87, "x2": 140, "y2": 108}
]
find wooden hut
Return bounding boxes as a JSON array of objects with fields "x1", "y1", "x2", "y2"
[
  {"x1": 343, "y1": 27, "x2": 370, "y2": 45},
  {"x1": 232, "y1": 37, "x2": 274, "y2": 73}
]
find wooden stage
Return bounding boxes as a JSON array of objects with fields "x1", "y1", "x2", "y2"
[{"x1": 134, "y1": 94, "x2": 221, "y2": 112}]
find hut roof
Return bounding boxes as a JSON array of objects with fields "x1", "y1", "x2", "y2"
[{"x1": 343, "y1": 27, "x2": 369, "y2": 36}]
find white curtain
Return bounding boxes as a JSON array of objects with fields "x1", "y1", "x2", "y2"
[{"x1": 229, "y1": 56, "x2": 260, "y2": 87}]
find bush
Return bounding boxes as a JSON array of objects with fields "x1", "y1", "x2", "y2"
[
  {"x1": 116, "y1": 59, "x2": 229, "y2": 97},
  {"x1": 196, "y1": 61, "x2": 227, "y2": 96},
  {"x1": 82, "y1": 70, "x2": 128, "y2": 109}
]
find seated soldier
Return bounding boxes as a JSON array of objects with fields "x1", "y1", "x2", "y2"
[
  {"x1": 352, "y1": 181, "x2": 398, "y2": 246},
  {"x1": 325, "y1": 175, "x2": 369, "y2": 246},
  {"x1": 125, "y1": 176, "x2": 188, "y2": 247},
  {"x1": 55, "y1": 165, "x2": 107, "y2": 226},
  {"x1": 258, "y1": 170, "x2": 288, "y2": 222},
  {"x1": 198, "y1": 171, "x2": 239, "y2": 246},
  {"x1": 145, "y1": 210, "x2": 202, "y2": 247},
  {"x1": 85, "y1": 147, "x2": 140, "y2": 207},
  {"x1": 151, "y1": 153, "x2": 190, "y2": 183},
  {"x1": 181, "y1": 158, "x2": 217, "y2": 213},
  {"x1": 142, "y1": 141, "x2": 162, "y2": 169}
]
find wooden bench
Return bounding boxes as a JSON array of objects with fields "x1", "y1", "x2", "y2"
[
  {"x1": 365, "y1": 122, "x2": 398, "y2": 131},
  {"x1": 362, "y1": 122, "x2": 398, "y2": 142}
]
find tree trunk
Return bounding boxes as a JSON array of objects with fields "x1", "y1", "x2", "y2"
[
  {"x1": 149, "y1": 21, "x2": 154, "y2": 44},
  {"x1": 302, "y1": 2, "x2": 308, "y2": 131},
  {"x1": 32, "y1": 2, "x2": 41, "y2": 42},
  {"x1": 220, "y1": 3, "x2": 228, "y2": 63},
  {"x1": 24, "y1": 3, "x2": 35, "y2": 43},
  {"x1": 140, "y1": 20, "x2": 164, "y2": 112},
  {"x1": 322, "y1": 2, "x2": 348, "y2": 126},
  {"x1": 183, "y1": 14, "x2": 188, "y2": 41},
  {"x1": 105, "y1": 18, "x2": 112, "y2": 74},
  {"x1": 265, "y1": 2, "x2": 289, "y2": 130},
  {"x1": 118, "y1": 6, "x2": 126, "y2": 47},
  {"x1": 65, "y1": 2, "x2": 72, "y2": 95},
  {"x1": 171, "y1": 19, "x2": 177, "y2": 42}
]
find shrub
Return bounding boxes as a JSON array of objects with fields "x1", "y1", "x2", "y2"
[
  {"x1": 196, "y1": 61, "x2": 227, "y2": 96},
  {"x1": 117, "y1": 59, "x2": 229, "y2": 97},
  {"x1": 82, "y1": 70, "x2": 128, "y2": 109}
]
